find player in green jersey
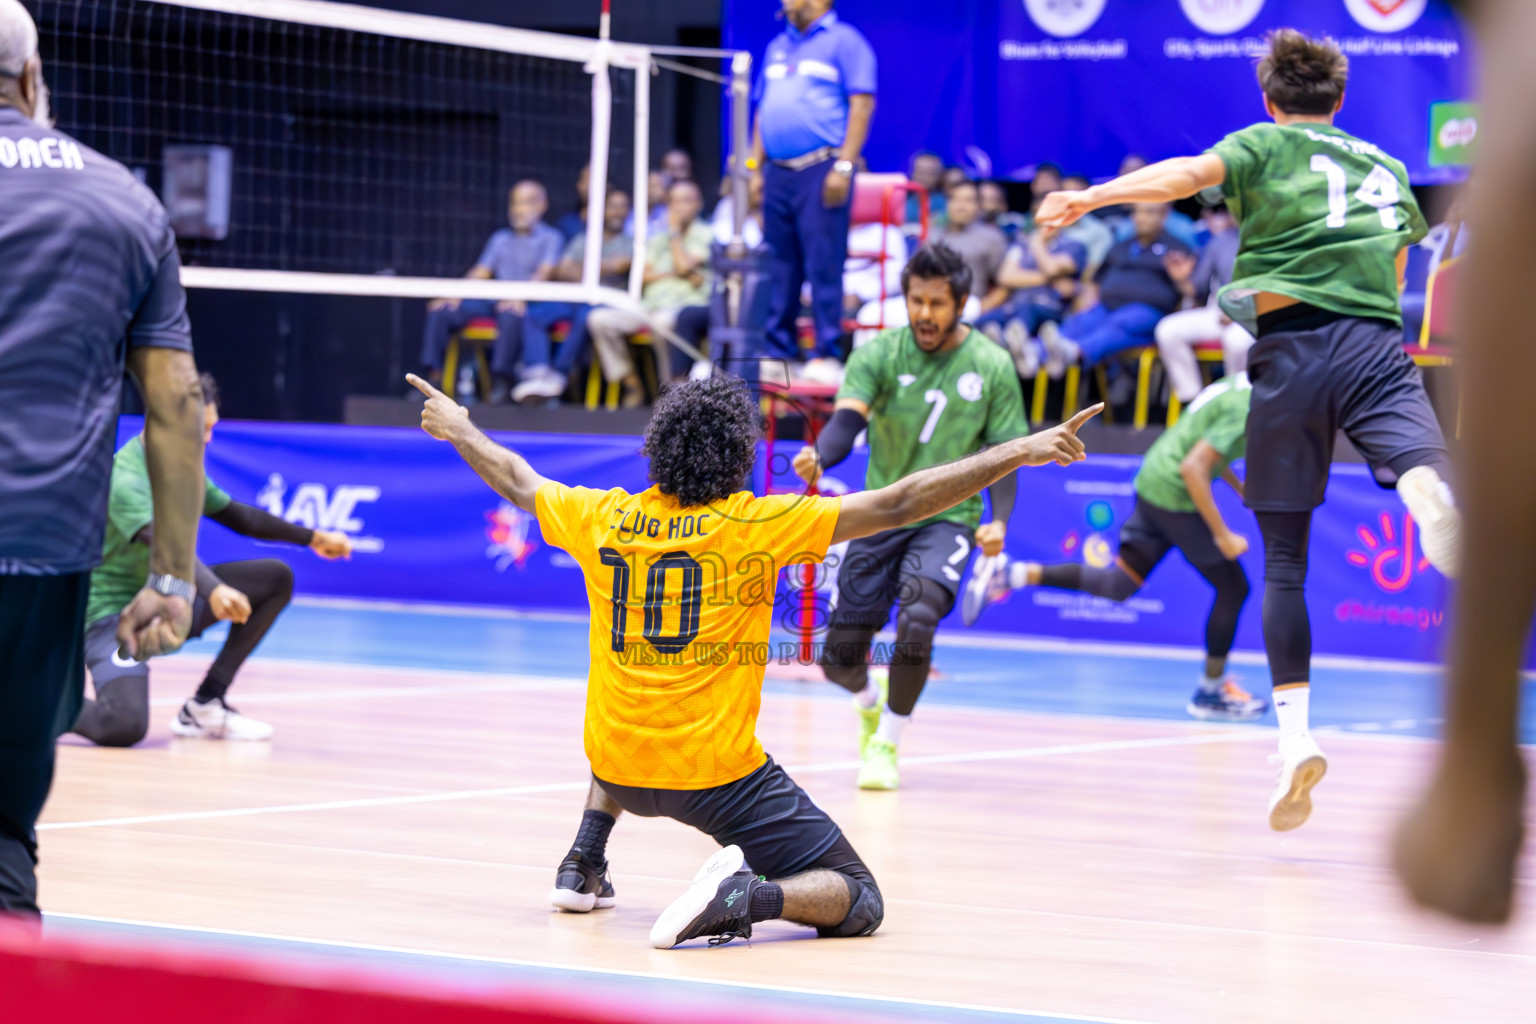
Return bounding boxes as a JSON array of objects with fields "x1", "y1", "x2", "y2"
[
  {"x1": 71, "y1": 374, "x2": 354, "y2": 746},
  {"x1": 1037, "y1": 29, "x2": 1461, "y2": 831},
  {"x1": 793, "y1": 244, "x2": 1065, "y2": 790},
  {"x1": 964, "y1": 375, "x2": 1265, "y2": 722}
]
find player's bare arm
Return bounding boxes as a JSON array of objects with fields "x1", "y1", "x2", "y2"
[
  {"x1": 1180, "y1": 440, "x2": 1247, "y2": 561},
  {"x1": 1037, "y1": 155, "x2": 1226, "y2": 229},
  {"x1": 407, "y1": 373, "x2": 550, "y2": 514},
  {"x1": 118, "y1": 346, "x2": 205, "y2": 659},
  {"x1": 831, "y1": 405, "x2": 1103, "y2": 545}
]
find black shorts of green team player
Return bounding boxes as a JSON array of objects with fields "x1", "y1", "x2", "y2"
[{"x1": 1245, "y1": 303, "x2": 1450, "y2": 513}]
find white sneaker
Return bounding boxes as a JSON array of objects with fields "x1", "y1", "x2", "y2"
[
  {"x1": 511, "y1": 367, "x2": 567, "y2": 402},
  {"x1": 648, "y1": 844, "x2": 747, "y2": 949},
  {"x1": 796, "y1": 357, "x2": 845, "y2": 387},
  {"x1": 1397, "y1": 466, "x2": 1460, "y2": 578},
  {"x1": 1002, "y1": 320, "x2": 1041, "y2": 379},
  {"x1": 1037, "y1": 320, "x2": 1068, "y2": 380},
  {"x1": 961, "y1": 553, "x2": 1014, "y2": 626},
  {"x1": 1267, "y1": 734, "x2": 1327, "y2": 831},
  {"x1": 170, "y1": 697, "x2": 274, "y2": 741}
]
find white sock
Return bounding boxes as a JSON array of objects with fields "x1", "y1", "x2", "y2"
[
  {"x1": 1273, "y1": 684, "x2": 1311, "y2": 745},
  {"x1": 852, "y1": 680, "x2": 879, "y2": 709},
  {"x1": 875, "y1": 709, "x2": 910, "y2": 747}
]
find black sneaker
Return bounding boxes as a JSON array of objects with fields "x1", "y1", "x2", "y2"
[
  {"x1": 549, "y1": 849, "x2": 616, "y2": 913},
  {"x1": 649, "y1": 845, "x2": 759, "y2": 949}
]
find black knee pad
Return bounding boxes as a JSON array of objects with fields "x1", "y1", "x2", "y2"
[
  {"x1": 1101, "y1": 569, "x2": 1141, "y2": 603},
  {"x1": 818, "y1": 627, "x2": 874, "y2": 688},
  {"x1": 817, "y1": 876, "x2": 884, "y2": 938},
  {"x1": 893, "y1": 587, "x2": 947, "y2": 654},
  {"x1": 89, "y1": 677, "x2": 150, "y2": 748}
]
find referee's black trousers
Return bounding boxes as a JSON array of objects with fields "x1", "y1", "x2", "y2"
[{"x1": 0, "y1": 573, "x2": 89, "y2": 917}]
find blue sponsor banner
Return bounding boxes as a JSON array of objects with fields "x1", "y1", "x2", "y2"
[
  {"x1": 118, "y1": 418, "x2": 1467, "y2": 664},
  {"x1": 723, "y1": 0, "x2": 1472, "y2": 184}
]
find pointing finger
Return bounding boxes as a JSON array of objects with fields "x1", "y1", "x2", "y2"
[
  {"x1": 405, "y1": 373, "x2": 446, "y2": 400},
  {"x1": 1063, "y1": 403, "x2": 1105, "y2": 434}
]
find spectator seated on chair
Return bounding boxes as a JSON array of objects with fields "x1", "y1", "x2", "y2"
[
  {"x1": 1154, "y1": 203, "x2": 1255, "y2": 404},
  {"x1": 905, "y1": 150, "x2": 946, "y2": 228},
  {"x1": 1040, "y1": 202, "x2": 1192, "y2": 392},
  {"x1": 979, "y1": 180, "x2": 1027, "y2": 244},
  {"x1": 419, "y1": 180, "x2": 564, "y2": 402},
  {"x1": 935, "y1": 180, "x2": 1008, "y2": 312},
  {"x1": 554, "y1": 163, "x2": 590, "y2": 242},
  {"x1": 973, "y1": 223, "x2": 1086, "y2": 379},
  {"x1": 587, "y1": 180, "x2": 713, "y2": 408},
  {"x1": 512, "y1": 187, "x2": 634, "y2": 403},
  {"x1": 711, "y1": 166, "x2": 766, "y2": 250},
  {"x1": 1056, "y1": 173, "x2": 1115, "y2": 272}
]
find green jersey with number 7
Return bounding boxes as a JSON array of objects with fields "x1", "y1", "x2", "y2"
[
  {"x1": 836, "y1": 326, "x2": 1029, "y2": 533},
  {"x1": 1209, "y1": 122, "x2": 1429, "y2": 334}
]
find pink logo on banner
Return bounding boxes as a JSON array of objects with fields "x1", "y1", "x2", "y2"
[{"x1": 1345, "y1": 511, "x2": 1431, "y2": 594}]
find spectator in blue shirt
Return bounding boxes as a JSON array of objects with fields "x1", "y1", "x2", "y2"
[
  {"x1": 752, "y1": 0, "x2": 877, "y2": 381},
  {"x1": 554, "y1": 164, "x2": 590, "y2": 242},
  {"x1": 975, "y1": 224, "x2": 1087, "y2": 378},
  {"x1": 419, "y1": 180, "x2": 565, "y2": 402},
  {"x1": 1039, "y1": 202, "x2": 1192, "y2": 378}
]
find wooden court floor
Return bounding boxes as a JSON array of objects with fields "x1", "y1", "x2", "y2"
[{"x1": 38, "y1": 650, "x2": 1536, "y2": 1024}]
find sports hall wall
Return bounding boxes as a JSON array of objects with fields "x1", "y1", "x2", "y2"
[
  {"x1": 723, "y1": 0, "x2": 1473, "y2": 183},
  {"x1": 122, "y1": 419, "x2": 1467, "y2": 667}
]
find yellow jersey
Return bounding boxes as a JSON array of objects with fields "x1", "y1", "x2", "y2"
[{"x1": 535, "y1": 482, "x2": 842, "y2": 789}]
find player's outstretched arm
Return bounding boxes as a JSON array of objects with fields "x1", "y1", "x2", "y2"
[
  {"x1": 1037, "y1": 155, "x2": 1225, "y2": 229},
  {"x1": 406, "y1": 374, "x2": 550, "y2": 513},
  {"x1": 830, "y1": 405, "x2": 1103, "y2": 545}
]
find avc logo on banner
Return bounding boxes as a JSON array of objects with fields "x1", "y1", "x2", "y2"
[{"x1": 1022, "y1": 0, "x2": 1108, "y2": 38}]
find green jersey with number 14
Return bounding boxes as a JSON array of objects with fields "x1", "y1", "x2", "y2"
[
  {"x1": 837, "y1": 326, "x2": 1029, "y2": 532},
  {"x1": 1209, "y1": 122, "x2": 1428, "y2": 334}
]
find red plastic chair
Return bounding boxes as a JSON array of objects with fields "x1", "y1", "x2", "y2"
[{"x1": 844, "y1": 174, "x2": 928, "y2": 335}]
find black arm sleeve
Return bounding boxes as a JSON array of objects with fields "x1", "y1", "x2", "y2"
[
  {"x1": 209, "y1": 501, "x2": 316, "y2": 546},
  {"x1": 813, "y1": 407, "x2": 869, "y2": 471},
  {"x1": 134, "y1": 524, "x2": 222, "y2": 596},
  {"x1": 987, "y1": 470, "x2": 1018, "y2": 525}
]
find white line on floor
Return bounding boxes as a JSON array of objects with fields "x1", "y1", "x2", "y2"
[
  {"x1": 40, "y1": 729, "x2": 1277, "y2": 832},
  {"x1": 41, "y1": 912, "x2": 1171, "y2": 1024}
]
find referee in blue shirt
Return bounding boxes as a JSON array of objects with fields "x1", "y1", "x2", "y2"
[
  {"x1": 751, "y1": 0, "x2": 876, "y2": 374},
  {"x1": 0, "y1": 0, "x2": 206, "y2": 919}
]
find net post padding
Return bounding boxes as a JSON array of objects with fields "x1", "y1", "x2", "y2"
[{"x1": 0, "y1": 924, "x2": 869, "y2": 1024}]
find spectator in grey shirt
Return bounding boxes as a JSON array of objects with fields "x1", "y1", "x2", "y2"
[
  {"x1": 935, "y1": 180, "x2": 1008, "y2": 305},
  {"x1": 420, "y1": 180, "x2": 565, "y2": 402}
]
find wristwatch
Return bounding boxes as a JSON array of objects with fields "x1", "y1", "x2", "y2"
[
  {"x1": 832, "y1": 159, "x2": 855, "y2": 177},
  {"x1": 147, "y1": 573, "x2": 196, "y2": 604}
]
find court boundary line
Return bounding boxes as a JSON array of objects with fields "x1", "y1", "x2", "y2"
[
  {"x1": 42, "y1": 729, "x2": 1279, "y2": 832},
  {"x1": 41, "y1": 912, "x2": 1172, "y2": 1024}
]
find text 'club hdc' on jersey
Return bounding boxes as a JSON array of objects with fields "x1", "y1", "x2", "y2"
[
  {"x1": 1209, "y1": 122, "x2": 1428, "y2": 334},
  {"x1": 536, "y1": 482, "x2": 842, "y2": 790}
]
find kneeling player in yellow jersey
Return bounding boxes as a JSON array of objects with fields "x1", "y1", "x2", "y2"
[{"x1": 408, "y1": 372, "x2": 1100, "y2": 948}]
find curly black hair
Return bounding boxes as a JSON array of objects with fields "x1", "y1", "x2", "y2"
[{"x1": 642, "y1": 376, "x2": 761, "y2": 508}]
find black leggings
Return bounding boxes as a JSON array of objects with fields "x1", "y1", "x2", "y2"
[
  {"x1": 1037, "y1": 557, "x2": 1249, "y2": 660},
  {"x1": 1255, "y1": 512, "x2": 1312, "y2": 686},
  {"x1": 821, "y1": 583, "x2": 953, "y2": 717},
  {"x1": 72, "y1": 559, "x2": 293, "y2": 747}
]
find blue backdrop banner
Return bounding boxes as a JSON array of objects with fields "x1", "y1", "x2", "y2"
[
  {"x1": 723, "y1": 0, "x2": 1473, "y2": 184},
  {"x1": 117, "y1": 418, "x2": 1471, "y2": 666}
]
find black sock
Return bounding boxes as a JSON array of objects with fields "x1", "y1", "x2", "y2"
[
  {"x1": 194, "y1": 672, "x2": 231, "y2": 704},
  {"x1": 748, "y1": 881, "x2": 784, "y2": 923},
  {"x1": 1202, "y1": 655, "x2": 1227, "y2": 683},
  {"x1": 571, "y1": 809, "x2": 615, "y2": 862}
]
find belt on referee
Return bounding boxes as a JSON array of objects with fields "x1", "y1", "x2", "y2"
[{"x1": 770, "y1": 146, "x2": 838, "y2": 172}]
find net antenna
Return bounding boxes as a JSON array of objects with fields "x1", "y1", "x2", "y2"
[{"x1": 35, "y1": 0, "x2": 754, "y2": 361}]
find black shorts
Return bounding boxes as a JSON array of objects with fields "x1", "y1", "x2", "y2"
[
  {"x1": 829, "y1": 520, "x2": 972, "y2": 632},
  {"x1": 1245, "y1": 307, "x2": 1448, "y2": 512},
  {"x1": 1117, "y1": 497, "x2": 1227, "y2": 581},
  {"x1": 598, "y1": 756, "x2": 844, "y2": 879}
]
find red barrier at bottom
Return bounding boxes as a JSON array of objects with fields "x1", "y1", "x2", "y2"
[{"x1": 0, "y1": 922, "x2": 861, "y2": 1024}]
